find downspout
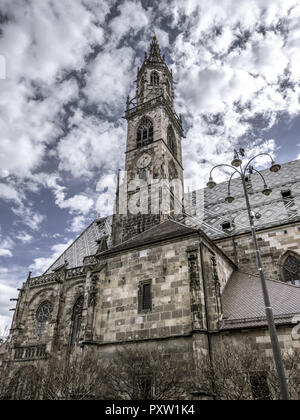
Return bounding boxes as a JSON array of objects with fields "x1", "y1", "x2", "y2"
[{"x1": 198, "y1": 231, "x2": 216, "y2": 399}]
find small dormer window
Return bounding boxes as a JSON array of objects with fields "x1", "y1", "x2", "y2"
[
  {"x1": 281, "y1": 189, "x2": 297, "y2": 218},
  {"x1": 150, "y1": 71, "x2": 159, "y2": 85},
  {"x1": 221, "y1": 221, "x2": 234, "y2": 232},
  {"x1": 281, "y1": 190, "x2": 292, "y2": 199}
]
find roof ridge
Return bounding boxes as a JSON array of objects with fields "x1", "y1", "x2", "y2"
[
  {"x1": 236, "y1": 270, "x2": 300, "y2": 289},
  {"x1": 106, "y1": 218, "x2": 195, "y2": 252},
  {"x1": 169, "y1": 216, "x2": 198, "y2": 230},
  {"x1": 226, "y1": 312, "x2": 300, "y2": 323},
  {"x1": 43, "y1": 217, "x2": 111, "y2": 275}
]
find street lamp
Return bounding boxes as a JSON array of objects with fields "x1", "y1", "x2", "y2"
[{"x1": 207, "y1": 150, "x2": 290, "y2": 401}]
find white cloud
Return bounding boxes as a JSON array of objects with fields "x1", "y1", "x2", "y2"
[
  {"x1": 0, "y1": 183, "x2": 22, "y2": 204},
  {"x1": 0, "y1": 282, "x2": 16, "y2": 332},
  {"x1": 164, "y1": 0, "x2": 300, "y2": 189},
  {"x1": 0, "y1": 230, "x2": 14, "y2": 258},
  {"x1": 15, "y1": 232, "x2": 33, "y2": 244},
  {"x1": 29, "y1": 240, "x2": 73, "y2": 275},
  {"x1": 0, "y1": 249, "x2": 12, "y2": 257},
  {"x1": 84, "y1": 46, "x2": 136, "y2": 114},
  {"x1": 58, "y1": 194, "x2": 94, "y2": 215},
  {"x1": 95, "y1": 172, "x2": 118, "y2": 217},
  {"x1": 1, "y1": 0, "x2": 300, "y2": 309},
  {"x1": 109, "y1": 0, "x2": 151, "y2": 42},
  {"x1": 0, "y1": 180, "x2": 45, "y2": 230},
  {"x1": 0, "y1": 263, "x2": 33, "y2": 332},
  {"x1": 57, "y1": 111, "x2": 125, "y2": 178},
  {"x1": 69, "y1": 215, "x2": 88, "y2": 233},
  {"x1": 39, "y1": 173, "x2": 94, "y2": 215},
  {"x1": 11, "y1": 205, "x2": 45, "y2": 231},
  {"x1": 0, "y1": 0, "x2": 109, "y2": 179}
]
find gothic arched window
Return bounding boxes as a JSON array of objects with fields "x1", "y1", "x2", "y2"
[
  {"x1": 283, "y1": 254, "x2": 300, "y2": 286},
  {"x1": 71, "y1": 295, "x2": 84, "y2": 347},
  {"x1": 137, "y1": 118, "x2": 153, "y2": 148},
  {"x1": 167, "y1": 126, "x2": 177, "y2": 157},
  {"x1": 36, "y1": 301, "x2": 52, "y2": 324},
  {"x1": 168, "y1": 159, "x2": 178, "y2": 181},
  {"x1": 7, "y1": 366, "x2": 40, "y2": 400},
  {"x1": 150, "y1": 71, "x2": 159, "y2": 85}
]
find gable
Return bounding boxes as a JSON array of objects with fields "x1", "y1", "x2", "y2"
[{"x1": 44, "y1": 216, "x2": 112, "y2": 274}]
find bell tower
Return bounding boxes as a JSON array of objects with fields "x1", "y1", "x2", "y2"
[{"x1": 112, "y1": 36, "x2": 184, "y2": 245}]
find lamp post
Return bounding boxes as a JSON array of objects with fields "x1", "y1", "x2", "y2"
[{"x1": 207, "y1": 149, "x2": 290, "y2": 400}]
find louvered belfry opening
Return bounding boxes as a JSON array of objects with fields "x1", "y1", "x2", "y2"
[
  {"x1": 137, "y1": 118, "x2": 154, "y2": 148},
  {"x1": 150, "y1": 71, "x2": 159, "y2": 85}
]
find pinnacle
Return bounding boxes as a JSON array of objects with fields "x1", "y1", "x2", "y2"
[{"x1": 148, "y1": 35, "x2": 162, "y2": 62}]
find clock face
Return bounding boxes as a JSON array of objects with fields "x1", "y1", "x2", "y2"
[{"x1": 136, "y1": 153, "x2": 152, "y2": 169}]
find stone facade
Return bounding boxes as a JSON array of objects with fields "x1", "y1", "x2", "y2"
[
  {"x1": 216, "y1": 223, "x2": 300, "y2": 282},
  {"x1": 112, "y1": 36, "x2": 184, "y2": 245},
  {"x1": 1, "y1": 37, "x2": 300, "y2": 400}
]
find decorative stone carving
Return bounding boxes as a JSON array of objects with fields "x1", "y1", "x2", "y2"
[
  {"x1": 66, "y1": 266, "x2": 85, "y2": 279},
  {"x1": 29, "y1": 273, "x2": 59, "y2": 288},
  {"x1": 187, "y1": 248, "x2": 203, "y2": 329},
  {"x1": 88, "y1": 274, "x2": 98, "y2": 307},
  {"x1": 36, "y1": 301, "x2": 52, "y2": 323},
  {"x1": 211, "y1": 255, "x2": 222, "y2": 321}
]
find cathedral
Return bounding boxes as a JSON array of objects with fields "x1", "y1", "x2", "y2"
[{"x1": 1, "y1": 37, "x2": 300, "y2": 400}]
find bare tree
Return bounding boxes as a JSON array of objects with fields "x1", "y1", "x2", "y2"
[
  {"x1": 0, "y1": 353, "x2": 106, "y2": 400},
  {"x1": 0, "y1": 365, "x2": 42, "y2": 400},
  {"x1": 195, "y1": 343, "x2": 300, "y2": 400},
  {"x1": 40, "y1": 353, "x2": 106, "y2": 400},
  {"x1": 102, "y1": 345, "x2": 194, "y2": 400},
  {"x1": 266, "y1": 349, "x2": 300, "y2": 400}
]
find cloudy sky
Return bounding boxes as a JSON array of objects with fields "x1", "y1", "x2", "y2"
[{"x1": 0, "y1": 0, "x2": 300, "y2": 330}]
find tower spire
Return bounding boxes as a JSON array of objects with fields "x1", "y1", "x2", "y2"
[{"x1": 148, "y1": 35, "x2": 162, "y2": 62}]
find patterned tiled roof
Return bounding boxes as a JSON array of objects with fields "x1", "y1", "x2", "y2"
[
  {"x1": 45, "y1": 216, "x2": 112, "y2": 274},
  {"x1": 222, "y1": 271, "x2": 300, "y2": 329},
  {"x1": 100, "y1": 219, "x2": 199, "y2": 255},
  {"x1": 45, "y1": 160, "x2": 300, "y2": 273},
  {"x1": 183, "y1": 159, "x2": 300, "y2": 239}
]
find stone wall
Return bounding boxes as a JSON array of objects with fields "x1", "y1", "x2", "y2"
[
  {"x1": 94, "y1": 234, "x2": 234, "y2": 343},
  {"x1": 215, "y1": 222, "x2": 300, "y2": 281},
  {"x1": 6, "y1": 268, "x2": 87, "y2": 363},
  {"x1": 214, "y1": 325, "x2": 300, "y2": 399}
]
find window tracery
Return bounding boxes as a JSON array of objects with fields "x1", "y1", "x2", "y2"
[
  {"x1": 71, "y1": 295, "x2": 84, "y2": 347},
  {"x1": 36, "y1": 301, "x2": 52, "y2": 324},
  {"x1": 167, "y1": 126, "x2": 177, "y2": 157},
  {"x1": 137, "y1": 118, "x2": 153, "y2": 148},
  {"x1": 283, "y1": 254, "x2": 300, "y2": 285},
  {"x1": 150, "y1": 71, "x2": 159, "y2": 85}
]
